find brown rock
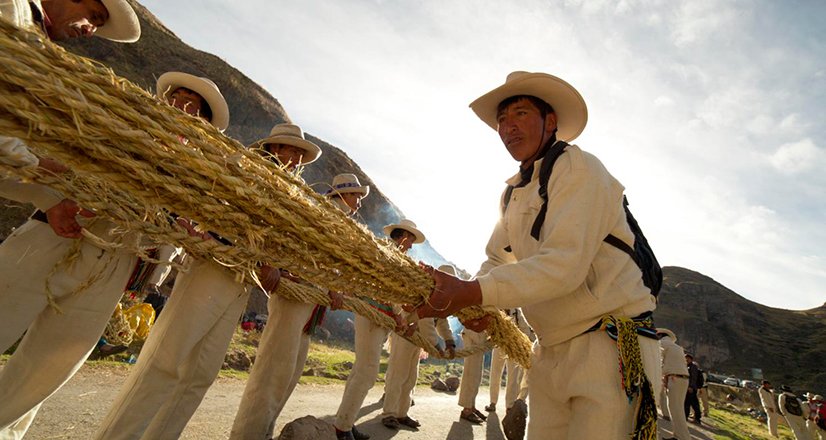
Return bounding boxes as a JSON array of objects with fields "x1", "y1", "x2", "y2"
[{"x1": 276, "y1": 415, "x2": 336, "y2": 440}]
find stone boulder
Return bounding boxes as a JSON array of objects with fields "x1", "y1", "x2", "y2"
[{"x1": 276, "y1": 415, "x2": 336, "y2": 440}]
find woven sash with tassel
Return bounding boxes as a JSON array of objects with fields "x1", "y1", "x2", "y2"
[{"x1": 599, "y1": 314, "x2": 658, "y2": 440}]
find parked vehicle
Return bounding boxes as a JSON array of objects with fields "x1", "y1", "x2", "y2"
[
  {"x1": 706, "y1": 373, "x2": 727, "y2": 384},
  {"x1": 741, "y1": 380, "x2": 758, "y2": 390},
  {"x1": 723, "y1": 377, "x2": 740, "y2": 387}
]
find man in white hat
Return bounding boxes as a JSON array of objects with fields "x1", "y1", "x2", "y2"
[
  {"x1": 0, "y1": 0, "x2": 140, "y2": 437},
  {"x1": 91, "y1": 75, "x2": 251, "y2": 440},
  {"x1": 331, "y1": 217, "x2": 411, "y2": 440},
  {"x1": 415, "y1": 71, "x2": 661, "y2": 439},
  {"x1": 805, "y1": 392, "x2": 822, "y2": 440},
  {"x1": 779, "y1": 385, "x2": 809, "y2": 440},
  {"x1": 326, "y1": 173, "x2": 370, "y2": 216},
  {"x1": 657, "y1": 329, "x2": 690, "y2": 440},
  {"x1": 487, "y1": 308, "x2": 533, "y2": 415},
  {"x1": 379, "y1": 219, "x2": 429, "y2": 432},
  {"x1": 232, "y1": 167, "x2": 382, "y2": 440},
  {"x1": 759, "y1": 380, "x2": 780, "y2": 438}
]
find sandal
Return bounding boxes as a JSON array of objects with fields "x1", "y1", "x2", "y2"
[
  {"x1": 460, "y1": 409, "x2": 485, "y2": 425},
  {"x1": 473, "y1": 408, "x2": 488, "y2": 421},
  {"x1": 381, "y1": 416, "x2": 400, "y2": 430},
  {"x1": 398, "y1": 416, "x2": 421, "y2": 430}
]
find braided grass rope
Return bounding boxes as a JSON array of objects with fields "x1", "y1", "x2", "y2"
[
  {"x1": 0, "y1": 21, "x2": 531, "y2": 367},
  {"x1": 275, "y1": 278, "x2": 493, "y2": 360}
]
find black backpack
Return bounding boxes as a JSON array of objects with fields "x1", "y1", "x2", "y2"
[
  {"x1": 784, "y1": 395, "x2": 803, "y2": 417},
  {"x1": 503, "y1": 141, "x2": 663, "y2": 297}
]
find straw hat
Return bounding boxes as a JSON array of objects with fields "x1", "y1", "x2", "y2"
[
  {"x1": 815, "y1": 395, "x2": 823, "y2": 401},
  {"x1": 656, "y1": 328, "x2": 677, "y2": 343},
  {"x1": 156, "y1": 72, "x2": 230, "y2": 131},
  {"x1": 95, "y1": 0, "x2": 141, "y2": 43},
  {"x1": 383, "y1": 219, "x2": 425, "y2": 244},
  {"x1": 325, "y1": 173, "x2": 369, "y2": 197},
  {"x1": 251, "y1": 124, "x2": 322, "y2": 165},
  {"x1": 469, "y1": 71, "x2": 588, "y2": 142},
  {"x1": 437, "y1": 264, "x2": 456, "y2": 276}
]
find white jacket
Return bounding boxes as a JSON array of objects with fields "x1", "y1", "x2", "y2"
[
  {"x1": 759, "y1": 387, "x2": 776, "y2": 411},
  {"x1": 659, "y1": 336, "x2": 689, "y2": 376},
  {"x1": 476, "y1": 145, "x2": 656, "y2": 346},
  {"x1": 418, "y1": 317, "x2": 454, "y2": 347}
]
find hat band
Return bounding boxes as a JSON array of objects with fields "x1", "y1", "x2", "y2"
[{"x1": 326, "y1": 182, "x2": 364, "y2": 194}]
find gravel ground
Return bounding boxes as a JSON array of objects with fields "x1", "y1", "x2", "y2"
[{"x1": 11, "y1": 362, "x2": 716, "y2": 439}]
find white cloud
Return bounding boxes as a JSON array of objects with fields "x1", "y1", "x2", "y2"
[{"x1": 768, "y1": 139, "x2": 823, "y2": 174}]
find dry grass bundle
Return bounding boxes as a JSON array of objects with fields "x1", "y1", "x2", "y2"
[{"x1": 0, "y1": 21, "x2": 531, "y2": 367}]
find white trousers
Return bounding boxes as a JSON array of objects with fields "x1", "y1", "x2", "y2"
[
  {"x1": 489, "y1": 347, "x2": 523, "y2": 408},
  {"x1": 457, "y1": 329, "x2": 486, "y2": 409},
  {"x1": 664, "y1": 375, "x2": 691, "y2": 440},
  {"x1": 0, "y1": 220, "x2": 136, "y2": 440},
  {"x1": 144, "y1": 244, "x2": 183, "y2": 287},
  {"x1": 229, "y1": 297, "x2": 314, "y2": 439},
  {"x1": 527, "y1": 331, "x2": 661, "y2": 440},
  {"x1": 93, "y1": 259, "x2": 250, "y2": 440},
  {"x1": 382, "y1": 332, "x2": 421, "y2": 418},
  {"x1": 766, "y1": 409, "x2": 779, "y2": 437},
  {"x1": 335, "y1": 314, "x2": 389, "y2": 431},
  {"x1": 784, "y1": 415, "x2": 811, "y2": 440}
]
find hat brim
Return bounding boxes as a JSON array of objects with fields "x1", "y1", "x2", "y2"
[
  {"x1": 253, "y1": 135, "x2": 322, "y2": 165},
  {"x1": 383, "y1": 224, "x2": 425, "y2": 244},
  {"x1": 656, "y1": 328, "x2": 677, "y2": 343},
  {"x1": 469, "y1": 73, "x2": 588, "y2": 142},
  {"x1": 96, "y1": 0, "x2": 141, "y2": 43},
  {"x1": 328, "y1": 186, "x2": 370, "y2": 197},
  {"x1": 156, "y1": 72, "x2": 230, "y2": 132}
]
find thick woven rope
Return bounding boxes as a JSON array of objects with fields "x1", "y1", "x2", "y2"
[{"x1": 0, "y1": 21, "x2": 531, "y2": 367}]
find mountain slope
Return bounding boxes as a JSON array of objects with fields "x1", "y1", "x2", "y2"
[{"x1": 656, "y1": 266, "x2": 825, "y2": 393}]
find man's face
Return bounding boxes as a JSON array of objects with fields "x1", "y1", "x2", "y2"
[
  {"x1": 392, "y1": 230, "x2": 416, "y2": 253},
  {"x1": 764, "y1": 382, "x2": 772, "y2": 390},
  {"x1": 685, "y1": 355, "x2": 692, "y2": 365},
  {"x1": 341, "y1": 192, "x2": 363, "y2": 213},
  {"x1": 167, "y1": 88, "x2": 209, "y2": 120},
  {"x1": 266, "y1": 143, "x2": 305, "y2": 171},
  {"x1": 44, "y1": 0, "x2": 109, "y2": 41},
  {"x1": 496, "y1": 98, "x2": 557, "y2": 163}
]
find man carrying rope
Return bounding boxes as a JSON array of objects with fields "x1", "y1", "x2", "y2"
[
  {"x1": 91, "y1": 72, "x2": 255, "y2": 440},
  {"x1": 228, "y1": 128, "x2": 336, "y2": 440},
  {"x1": 380, "y1": 219, "x2": 430, "y2": 432},
  {"x1": 416, "y1": 71, "x2": 662, "y2": 439},
  {"x1": 0, "y1": 0, "x2": 140, "y2": 437}
]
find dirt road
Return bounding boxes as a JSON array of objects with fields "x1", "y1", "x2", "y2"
[{"x1": 19, "y1": 363, "x2": 717, "y2": 439}]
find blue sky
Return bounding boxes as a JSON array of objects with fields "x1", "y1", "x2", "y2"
[{"x1": 141, "y1": 0, "x2": 825, "y2": 310}]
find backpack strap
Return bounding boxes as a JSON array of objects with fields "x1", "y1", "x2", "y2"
[
  {"x1": 501, "y1": 185, "x2": 515, "y2": 216},
  {"x1": 530, "y1": 140, "x2": 569, "y2": 240},
  {"x1": 604, "y1": 234, "x2": 635, "y2": 260}
]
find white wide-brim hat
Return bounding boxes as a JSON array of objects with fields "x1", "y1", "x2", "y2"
[
  {"x1": 469, "y1": 71, "x2": 588, "y2": 142},
  {"x1": 656, "y1": 328, "x2": 677, "y2": 343},
  {"x1": 437, "y1": 264, "x2": 456, "y2": 277},
  {"x1": 815, "y1": 395, "x2": 824, "y2": 401},
  {"x1": 804, "y1": 392, "x2": 816, "y2": 399},
  {"x1": 95, "y1": 0, "x2": 141, "y2": 43},
  {"x1": 383, "y1": 218, "x2": 425, "y2": 244},
  {"x1": 326, "y1": 173, "x2": 369, "y2": 197},
  {"x1": 251, "y1": 123, "x2": 322, "y2": 165},
  {"x1": 156, "y1": 72, "x2": 230, "y2": 132}
]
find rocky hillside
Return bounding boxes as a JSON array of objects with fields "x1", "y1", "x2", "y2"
[
  {"x1": 0, "y1": 0, "x2": 449, "y2": 266},
  {"x1": 656, "y1": 266, "x2": 825, "y2": 393}
]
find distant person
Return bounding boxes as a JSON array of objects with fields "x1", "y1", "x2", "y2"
[
  {"x1": 698, "y1": 369, "x2": 710, "y2": 416},
  {"x1": 684, "y1": 353, "x2": 703, "y2": 425},
  {"x1": 778, "y1": 385, "x2": 809, "y2": 440},
  {"x1": 658, "y1": 329, "x2": 691, "y2": 440},
  {"x1": 805, "y1": 392, "x2": 823, "y2": 440},
  {"x1": 759, "y1": 380, "x2": 780, "y2": 438},
  {"x1": 812, "y1": 394, "x2": 825, "y2": 440},
  {"x1": 0, "y1": 0, "x2": 140, "y2": 437},
  {"x1": 486, "y1": 308, "x2": 533, "y2": 415},
  {"x1": 456, "y1": 326, "x2": 488, "y2": 425},
  {"x1": 414, "y1": 71, "x2": 662, "y2": 439},
  {"x1": 380, "y1": 219, "x2": 428, "y2": 432}
]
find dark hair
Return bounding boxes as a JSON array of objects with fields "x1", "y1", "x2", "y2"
[
  {"x1": 389, "y1": 228, "x2": 407, "y2": 240},
  {"x1": 497, "y1": 95, "x2": 555, "y2": 120}
]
